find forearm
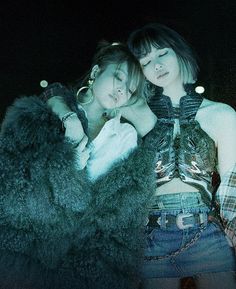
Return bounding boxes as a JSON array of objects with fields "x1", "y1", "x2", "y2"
[
  {"x1": 224, "y1": 217, "x2": 236, "y2": 254},
  {"x1": 120, "y1": 97, "x2": 157, "y2": 137},
  {"x1": 47, "y1": 95, "x2": 72, "y2": 120},
  {"x1": 39, "y1": 82, "x2": 80, "y2": 119},
  {"x1": 216, "y1": 163, "x2": 236, "y2": 222}
]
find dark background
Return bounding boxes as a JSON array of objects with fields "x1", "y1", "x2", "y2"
[{"x1": 1, "y1": 0, "x2": 236, "y2": 121}]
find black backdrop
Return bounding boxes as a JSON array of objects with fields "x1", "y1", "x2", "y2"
[{"x1": 1, "y1": 0, "x2": 236, "y2": 120}]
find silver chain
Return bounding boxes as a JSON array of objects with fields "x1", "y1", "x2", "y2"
[{"x1": 144, "y1": 224, "x2": 206, "y2": 261}]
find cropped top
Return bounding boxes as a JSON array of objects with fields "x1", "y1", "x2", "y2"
[{"x1": 149, "y1": 92, "x2": 218, "y2": 200}]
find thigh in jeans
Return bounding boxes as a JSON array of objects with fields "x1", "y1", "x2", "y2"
[
  {"x1": 178, "y1": 221, "x2": 236, "y2": 276},
  {"x1": 141, "y1": 277, "x2": 181, "y2": 289},
  {"x1": 142, "y1": 228, "x2": 184, "y2": 278},
  {"x1": 194, "y1": 271, "x2": 236, "y2": 289}
]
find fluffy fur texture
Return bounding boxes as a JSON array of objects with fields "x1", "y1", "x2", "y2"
[{"x1": 0, "y1": 92, "x2": 160, "y2": 289}]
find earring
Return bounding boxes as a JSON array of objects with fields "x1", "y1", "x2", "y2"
[
  {"x1": 102, "y1": 108, "x2": 117, "y2": 119},
  {"x1": 76, "y1": 78, "x2": 95, "y2": 104},
  {"x1": 88, "y1": 78, "x2": 94, "y2": 87}
]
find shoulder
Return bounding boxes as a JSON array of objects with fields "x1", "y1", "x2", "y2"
[
  {"x1": 197, "y1": 98, "x2": 236, "y2": 141},
  {"x1": 201, "y1": 98, "x2": 235, "y2": 113},
  {"x1": 198, "y1": 98, "x2": 236, "y2": 124}
]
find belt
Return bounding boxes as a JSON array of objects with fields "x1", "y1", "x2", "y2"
[{"x1": 147, "y1": 212, "x2": 208, "y2": 230}]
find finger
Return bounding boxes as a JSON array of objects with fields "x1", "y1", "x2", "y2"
[
  {"x1": 82, "y1": 148, "x2": 91, "y2": 162},
  {"x1": 116, "y1": 110, "x2": 121, "y2": 119},
  {"x1": 75, "y1": 148, "x2": 90, "y2": 170},
  {"x1": 77, "y1": 134, "x2": 88, "y2": 151}
]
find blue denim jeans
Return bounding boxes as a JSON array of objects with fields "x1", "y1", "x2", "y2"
[{"x1": 140, "y1": 192, "x2": 236, "y2": 288}]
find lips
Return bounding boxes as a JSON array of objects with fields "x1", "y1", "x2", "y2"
[{"x1": 156, "y1": 72, "x2": 169, "y2": 79}]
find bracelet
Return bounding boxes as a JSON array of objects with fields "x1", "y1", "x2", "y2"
[{"x1": 61, "y1": 112, "x2": 77, "y2": 129}]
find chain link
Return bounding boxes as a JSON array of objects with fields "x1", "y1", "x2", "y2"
[{"x1": 144, "y1": 223, "x2": 207, "y2": 261}]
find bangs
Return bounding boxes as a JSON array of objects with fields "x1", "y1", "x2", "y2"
[{"x1": 130, "y1": 31, "x2": 172, "y2": 60}]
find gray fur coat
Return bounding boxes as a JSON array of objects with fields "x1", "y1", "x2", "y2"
[{"x1": 0, "y1": 90, "x2": 159, "y2": 289}]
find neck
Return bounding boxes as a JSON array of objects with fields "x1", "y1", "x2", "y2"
[
  {"x1": 81, "y1": 90, "x2": 106, "y2": 139},
  {"x1": 163, "y1": 80, "x2": 186, "y2": 107},
  {"x1": 78, "y1": 88, "x2": 104, "y2": 121},
  {"x1": 84, "y1": 102, "x2": 104, "y2": 123}
]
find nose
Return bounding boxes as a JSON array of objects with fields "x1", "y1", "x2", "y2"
[
  {"x1": 155, "y1": 63, "x2": 163, "y2": 71},
  {"x1": 117, "y1": 87, "x2": 124, "y2": 96},
  {"x1": 114, "y1": 87, "x2": 125, "y2": 103},
  {"x1": 113, "y1": 84, "x2": 126, "y2": 103}
]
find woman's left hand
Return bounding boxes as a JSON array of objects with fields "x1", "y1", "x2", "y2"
[
  {"x1": 64, "y1": 113, "x2": 85, "y2": 145},
  {"x1": 74, "y1": 134, "x2": 91, "y2": 170}
]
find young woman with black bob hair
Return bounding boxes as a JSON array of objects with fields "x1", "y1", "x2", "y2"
[{"x1": 127, "y1": 22, "x2": 236, "y2": 289}]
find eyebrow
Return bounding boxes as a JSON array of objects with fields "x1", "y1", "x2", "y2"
[{"x1": 140, "y1": 55, "x2": 150, "y2": 61}]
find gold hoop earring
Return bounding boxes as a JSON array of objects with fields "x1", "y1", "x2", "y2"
[
  {"x1": 76, "y1": 86, "x2": 89, "y2": 97},
  {"x1": 76, "y1": 78, "x2": 94, "y2": 104}
]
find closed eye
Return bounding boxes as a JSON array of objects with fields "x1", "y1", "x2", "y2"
[
  {"x1": 114, "y1": 74, "x2": 122, "y2": 81},
  {"x1": 141, "y1": 60, "x2": 150, "y2": 67},
  {"x1": 159, "y1": 50, "x2": 168, "y2": 57}
]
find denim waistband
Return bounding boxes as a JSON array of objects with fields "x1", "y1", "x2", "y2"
[
  {"x1": 146, "y1": 192, "x2": 211, "y2": 230},
  {"x1": 148, "y1": 192, "x2": 210, "y2": 215}
]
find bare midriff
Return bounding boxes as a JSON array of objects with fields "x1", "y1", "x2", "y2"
[{"x1": 154, "y1": 178, "x2": 199, "y2": 196}]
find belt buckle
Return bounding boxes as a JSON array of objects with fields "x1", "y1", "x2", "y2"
[{"x1": 176, "y1": 213, "x2": 194, "y2": 230}]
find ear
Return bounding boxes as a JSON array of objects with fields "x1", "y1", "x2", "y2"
[{"x1": 90, "y1": 65, "x2": 100, "y2": 79}]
